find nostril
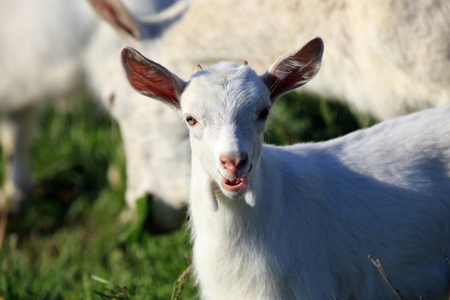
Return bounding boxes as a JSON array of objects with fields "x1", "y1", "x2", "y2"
[
  {"x1": 238, "y1": 153, "x2": 248, "y2": 167},
  {"x1": 220, "y1": 155, "x2": 236, "y2": 170},
  {"x1": 220, "y1": 152, "x2": 248, "y2": 171}
]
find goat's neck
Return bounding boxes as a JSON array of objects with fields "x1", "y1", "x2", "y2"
[{"x1": 188, "y1": 149, "x2": 288, "y2": 299}]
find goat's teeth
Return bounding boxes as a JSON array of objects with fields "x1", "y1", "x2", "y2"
[{"x1": 226, "y1": 178, "x2": 242, "y2": 186}]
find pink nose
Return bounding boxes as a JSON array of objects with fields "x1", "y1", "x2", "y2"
[{"x1": 220, "y1": 152, "x2": 248, "y2": 174}]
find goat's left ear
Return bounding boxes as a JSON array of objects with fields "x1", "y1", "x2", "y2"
[
  {"x1": 261, "y1": 37, "x2": 324, "y2": 102},
  {"x1": 121, "y1": 47, "x2": 186, "y2": 109}
]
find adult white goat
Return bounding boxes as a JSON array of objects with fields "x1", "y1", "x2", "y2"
[
  {"x1": 121, "y1": 37, "x2": 450, "y2": 299},
  {"x1": 1, "y1": 0, "x2": 189, "y2": 233}
]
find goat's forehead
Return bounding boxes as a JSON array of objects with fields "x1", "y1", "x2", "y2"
[{"x1": 181, "y1": 62, "x2": 269, "y2": 112}]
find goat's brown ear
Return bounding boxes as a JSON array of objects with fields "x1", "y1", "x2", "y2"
[
  {"x1": 88, "y1": 0, "x2": 140, "y2": 42},
  {"x1": 261, "y1": 37, "x2": 324, "y2": 102},
  {"x1": 121, "y1": 47, "x2": 186, "y2": 109}
]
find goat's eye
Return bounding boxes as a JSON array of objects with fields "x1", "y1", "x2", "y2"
[
  {"x1": 258, "y1": 108, "x2": 270, "y2": 121},
  {"x1": 186, "y1": 116, "x2": 198, "y2": 126}
]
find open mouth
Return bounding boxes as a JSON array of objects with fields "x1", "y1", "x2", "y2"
[
  {"x1": 219, "y1": 164, "x2": 252, "y2": 193},
  {"x1": 221, "y1": 176, "x2": 248, "y2": 192}
]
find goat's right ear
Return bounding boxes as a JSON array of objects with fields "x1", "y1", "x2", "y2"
[
  {"x1": 121, "y1": 47, "x2": 186, "y2": 109},
  {"x1": 261, "y1": 37, "x2": 324, "y2": 102}
]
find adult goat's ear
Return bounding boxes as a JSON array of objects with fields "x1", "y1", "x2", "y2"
[
  {"x1": 88, "y1": 0, "x2": 141, "y2": 43},
  {"x1": 261, "y1": 37, "x2": 324, "y2": 102},
  {"x1": 121, "y1": 47, "x2": 186, "y2": 109},
  {"x1": 88, "y1": 0, "x2": 189, "y2": 47}
]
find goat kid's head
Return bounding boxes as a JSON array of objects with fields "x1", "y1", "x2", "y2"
[{"x1": 121, "y1": 37, "x2": 324, "y2": 209}]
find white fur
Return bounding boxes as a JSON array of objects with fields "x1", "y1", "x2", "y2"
[
  {"x1": 157, "y1": 0, "x2": 450, "y2": 120},
  {"x1": 121, "y1": 38, "x2": 450, "y2": 299}
]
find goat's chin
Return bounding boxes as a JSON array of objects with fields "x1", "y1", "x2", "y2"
[{"x1": 217, "y1": 179, "x2": 256, "y2": 207}]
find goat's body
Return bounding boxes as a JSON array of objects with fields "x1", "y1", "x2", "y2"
[
  {"x1": 0, "y1": 0, "x2": 96, "y2": 111},
  {"x1": 161, "y1": 0, "x2": 450, "y2": 121},
  {"x1": 190, "y1": 106, "x2": 450, "y2": 299}
]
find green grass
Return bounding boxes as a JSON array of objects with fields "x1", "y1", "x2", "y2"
[{"x1": 0, "y1": 91, "x2": 370, "y2": 299}]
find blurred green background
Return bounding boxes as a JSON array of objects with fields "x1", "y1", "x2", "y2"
[{"x1": 0, "y1": 91, "x2": 373, "y2": 299}]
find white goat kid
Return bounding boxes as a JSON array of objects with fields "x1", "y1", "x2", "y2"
[{"x1": 122, "y1": 37, "x2": 450, "y2": 299}]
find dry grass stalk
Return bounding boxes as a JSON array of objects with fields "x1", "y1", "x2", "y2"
[
  {"x1": 368, "y1": 254, "x2": 403, "y2": 300},
  {"x1": 172, "y1": 264, "x2": 192, "y2": 300},
  {"x1": 442, "y1": 244, "x2": 450, "y2": 265},
  {"x1": 0, "y1": 152, "x2": 8, "y2": 251}
]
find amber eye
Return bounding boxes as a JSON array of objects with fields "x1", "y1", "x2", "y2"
[
  {"x1": 258, "y1": 108, "x2": 270, "y2": 121},
  {"x1": 186, "y1": 116, "x2": 198, "y2": 126}
]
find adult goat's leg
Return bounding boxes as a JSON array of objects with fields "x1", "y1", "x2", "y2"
[{"x1": 1, "y1": 106, "x2": 37, "y2": 213}]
